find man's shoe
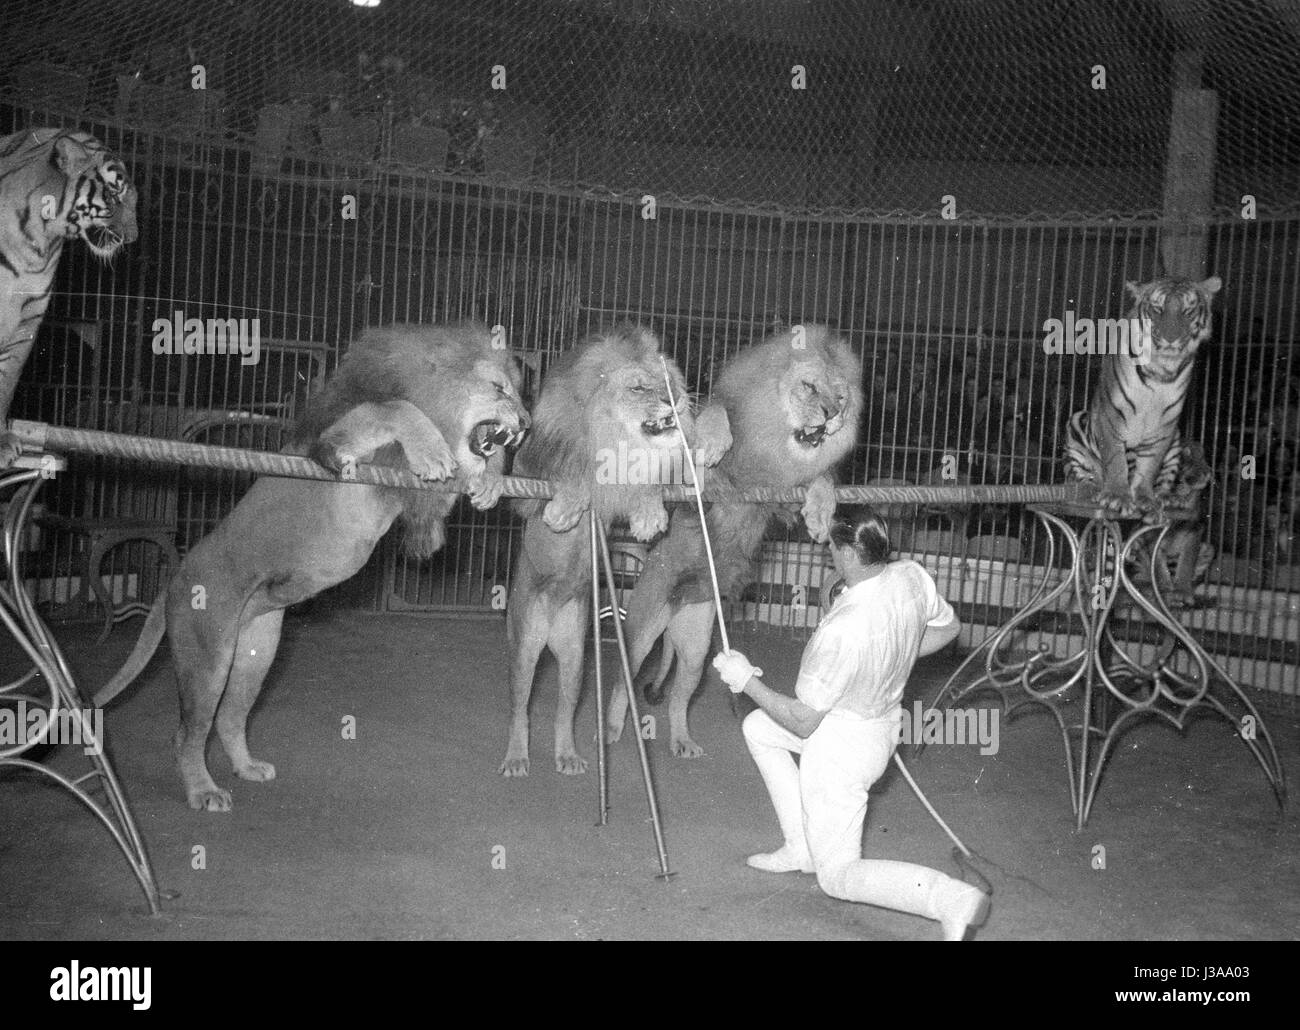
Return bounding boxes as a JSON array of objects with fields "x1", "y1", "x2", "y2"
[
  {"x1": 746, "y1": 846, "x2": 815, "y2": 874},
  {"x1": 932, "y1": 877, "x2": 991, "y2": 941}
]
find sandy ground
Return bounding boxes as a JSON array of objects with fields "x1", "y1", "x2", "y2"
[{"x1": 1, "y1": 611, "x2": 1296, "y2": 941}]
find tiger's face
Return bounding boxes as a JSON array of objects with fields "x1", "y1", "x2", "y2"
[
  {"x1": 41, "y1": 133, "x2": 138, "y2": 260},
  {"x1": 1126, "y1": 275, "x2": 1222, "y2": 382}
]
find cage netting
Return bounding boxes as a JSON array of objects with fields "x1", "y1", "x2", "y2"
[{"x1": 6, "y1": 0, "x2": 1300, "y2": 217}]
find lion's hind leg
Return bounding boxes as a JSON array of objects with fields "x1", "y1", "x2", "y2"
[
  {"x1": 169, "y1": 587, "x2": 245, "y2": 812},
  {"x1": 603, "y1": 589, "x2": 672, "y2": 745},
  {"x1": 550, "y1": 597, "x2": 590, "y2": 775},
  {"x1": 502, "y1": 592, "x2": 548, "y2": 777},
  {"x1": 216, "y1": 608, "x2": 284, "y2": 787},
  {"x1": 663, "y1": 602, "x2": 715, "y2": 758}
]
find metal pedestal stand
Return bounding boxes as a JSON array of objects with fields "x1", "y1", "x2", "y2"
[
  {"x1": 0, "y1": 457, "x2": 161, "y2": 913},
  {"x1": 924, "y1": 501, "x2": 1285, "y2": 829}
]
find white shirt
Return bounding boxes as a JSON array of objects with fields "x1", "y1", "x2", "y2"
[{"x1": 795, "y1": 560, "x2": 957, "y2": 719}]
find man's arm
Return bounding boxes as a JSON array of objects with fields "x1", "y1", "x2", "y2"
[
  {"x1": 741, "y1": 676, "x2": 828, "y2": 739},
  {"x1": 918, "y1": 615, "x2": 961, "y2": 657}
]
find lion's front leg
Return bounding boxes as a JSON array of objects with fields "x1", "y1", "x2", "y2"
[
  {"x1": 801, "y1": 473, "x2": 837, "y2": 543},
  {"x1": 543, "y1": 481, "x2": 592, "y2": 533},
  {"x1": 628, "y1": 490, "x2": 669, "y2": 542},
  {"x1": 693, "y1": 403, "x2": 732, "y2": 467},
  {"x1": 313, "y1": 400, "x2": 457, "y2": 481},
  {"x1": 467, "y1": 451, "x2": 506, "y2": 510}
]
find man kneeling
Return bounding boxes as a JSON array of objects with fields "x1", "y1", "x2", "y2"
[{"x1": 713, "y1": 508, "x2": 991, "y2": 941}]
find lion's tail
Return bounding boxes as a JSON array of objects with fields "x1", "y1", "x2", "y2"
[
  {"x1": 640, "y1": 636, "x2": 676, "y2": 704},
  {"x1": 93, "y1": 590, "x2": 168, "y2": 707},
  {"x1": 623, "y1": 548, "x2": 680, "y2": 705}
]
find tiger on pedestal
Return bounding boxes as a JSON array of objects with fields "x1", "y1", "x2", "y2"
[{"x1": 1063, "y1": 275, "x2": 1222, "y2": 606}]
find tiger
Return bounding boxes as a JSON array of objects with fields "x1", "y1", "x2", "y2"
[
  {"x1": 1128, "y1": 438, "x2": 1216, "y2": 607},
  {"x1": 0, "y1": 128, "x2": 138, "y2": 466},
  {"x1": 1063, "y1": 275, "x2": 1222, "y2": 522}
]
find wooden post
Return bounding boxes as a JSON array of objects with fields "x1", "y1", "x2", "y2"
[{"x1": 1160, "y1": 52, "x2": 1218, "y2": 279}]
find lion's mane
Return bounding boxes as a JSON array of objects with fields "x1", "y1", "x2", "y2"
[
  {"x1": 292, "y1": 321, "x2": 522, "y2": 557},
  {"x1": 668, "y1": 324, "x2": 863, "y2": 603},
  {"x1": 511, "y1": 323, "x2": 693, "y2": 528}
]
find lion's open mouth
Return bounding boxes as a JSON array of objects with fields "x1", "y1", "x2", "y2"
[
  {"x1": 794, "y1": 425, "x2": 829, "y2": 448},
  {"x1": 469, "y1": 420, "x2": 524, "y2": 458},
  {"x1": 641, "y1": 413, "x2": 677, "y2": 437}
]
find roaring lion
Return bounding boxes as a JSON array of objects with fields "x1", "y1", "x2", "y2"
[
  {"x1": 605, "y1": 324, "x2": 863, "y2": 757},
  {"x1": 500, "y1": 324, "x2": 729, "y2": 776},
  {"x1": 94, "y1": 322, "x2": 530, "y2": 811}
]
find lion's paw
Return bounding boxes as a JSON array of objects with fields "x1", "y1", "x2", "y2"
[
  {"x1": 188, "y1": 787, "x2": 233, "y2": 812},
  {"x1": 555, "y1": 750, "x2": 588, "y2": 775},
  {"x1": 405, "y1": 436, "x2": 458, "y2": 481},
  {"x1": 235, "y1": 758, "x2": 276, "y2": 782},
  {"x1": 468, "y1": 470, "x2": 505, "y2": 510},
  {"x1": 601, "y1": 720, "x2": 625, "y2": 746},
  {"x1": 309, "y1": 437, "x2": 347, "y2": 474},
  {"x1": 671, "y1": 735, "x2": 705, "y2": 759},
  {"x1": 801, "y1": 476, "x2": 837, "y2": 543},
  {"x1": 694, "y1": 407, "x2": 732, "y2": 467},
  {"x1": 629, "y1": 504, "x2": 669, "y2": 542},
  {"x1": 499, "y1": 754, "x2": 530, "y2": 777},
  {"x1": 543, "y1": 489, "x2": 588, "y2": 533}
]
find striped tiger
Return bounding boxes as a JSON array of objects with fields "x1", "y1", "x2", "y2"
[
  {"x1": 1063, "y1": 275, "x2": 1222, "y2": 520},
  {"x1": 1129, "y1": 438, "x2": 1216, "y2": 607},
  {"x1": 0, "y1": 128, "x2": 137, "y2": 465}
]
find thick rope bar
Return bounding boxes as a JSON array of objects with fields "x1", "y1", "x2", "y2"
[{"x1": 10, "y1": 420, "x2": 1090, "y2": 505}]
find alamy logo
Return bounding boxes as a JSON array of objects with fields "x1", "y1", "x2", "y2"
[
  {"x1": 1042, "y1": 311, "x2": 1151, "y2": 364},
  {"x1": 897, "y1": 701, "x2": 999, "y2": 755},
  {"x1": 594, "y1": 441, "x2": 704, "y2": 485},
  {"x1": 0, "y1": 701, "x2": 102, "y2": 756},
  {"x1": 151, "y1": 310, "x2": 261, "y2": 366},
  {"x1": 49, "y1": 962, "x2": 151, "y2": 1010}
]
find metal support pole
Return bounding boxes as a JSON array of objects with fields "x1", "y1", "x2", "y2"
[
  {"x1": 593, "y1": 515, "x2": 673, "y2": 879},
  {"x1": 590, "y1": 512, "x2": 608, "y2": 827}
]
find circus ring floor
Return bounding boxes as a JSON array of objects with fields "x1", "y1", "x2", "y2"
[{"x1": 1, "y1": 608, "x2": 1296, "y2": 941}]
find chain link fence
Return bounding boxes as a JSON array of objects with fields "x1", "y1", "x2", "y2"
[{"x1": 7, "y1": 0, "x2": 1300, "y2": 216}]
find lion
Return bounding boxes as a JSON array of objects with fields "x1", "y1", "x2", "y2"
[
  {"x1": 604, "y1": 324, "x2": 863, "y2": 757},
  {"x1": 499, "y1": 324, "x2": 729, "y2": 777},
  {"x1": 94, "y1": 322, "x2": 530, "y2": 811}
]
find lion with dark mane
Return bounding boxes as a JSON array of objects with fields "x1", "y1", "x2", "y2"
[
  {"x1": 605, "y1": 324, "x2": 863, "y2": 757},
  {"x1": 500, "y1": 325, "x2": 729, "y2": 776},
  {"x1": 95, "y1": 322, "x2": 529, "y2": 811}
]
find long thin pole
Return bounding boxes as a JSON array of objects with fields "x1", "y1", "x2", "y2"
[
  {"x1": 890, "y1": 753, "x2": 972, "y2": 857},
  {"x1": 590, "y1": 511, "x2": 609, "y2": 826},
  {"x1": 657, "y1": 361, "x2": 731, "y2": 652},
  {"x1": 594, "y1": 515, "x2": 673, "y2": 879}
]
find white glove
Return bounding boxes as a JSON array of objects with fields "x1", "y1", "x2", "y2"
[{"x1": 712, "y1": 649, "x2": 763, "y2": 694}]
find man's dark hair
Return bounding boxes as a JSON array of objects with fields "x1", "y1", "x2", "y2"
[{"x1": 828, "y1": 506, "x2": 892, "y2": 566}]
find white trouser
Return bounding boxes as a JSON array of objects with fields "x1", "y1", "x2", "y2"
[{"x1": 742, "y1": 706, "x2": 957, "y2": 922}]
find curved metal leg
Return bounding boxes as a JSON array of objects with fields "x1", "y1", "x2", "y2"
[
  {"x1": 925, "y1": 501, "x2": 1287, "y2": 830},
  {"x1": 0, "y1": 461, "x2": 161, "y2": 914}
]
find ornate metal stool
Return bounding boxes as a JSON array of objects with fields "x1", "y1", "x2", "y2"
[
  {"x1": 924, "y1": 500, "x2": 1286, "y2": 829},
  {"x1": 35, "y1": 513, "x2": 179, "y2": 642},
  {"x1": 0, "y1": 457, "x2": 161, "y2": 913}
]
